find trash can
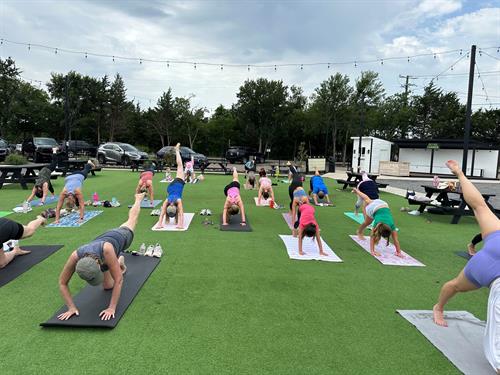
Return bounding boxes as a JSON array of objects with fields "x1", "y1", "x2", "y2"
[{"x1": 327, "y1": 157, "x2": 336, "y2": 172}]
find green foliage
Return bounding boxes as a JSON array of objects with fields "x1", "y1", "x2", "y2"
[{"x1": 4, "y1": 153, "x2": 28, "y2": 165}]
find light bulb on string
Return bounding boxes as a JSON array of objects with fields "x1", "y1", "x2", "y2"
[
  {"x1": 451, "y1": 66, "x2": 454, "y2": 71},
  {"x1": 433, "y1": 53, "x2": 436, "y2": 59},
  {"x1": 139, "y1": 59, "x2": 142, "y2": 65},
  {"x1": 459, "y1": 49, "x2": 462, "y2": 55},
  {"x1": 247, "y1": 65, "x2": 250, "y2": 71},
  {"x1": 380, "y1": 59, "x2": 383, "y2": 65},
  {"x1": 354, "y1": 61, "x2": 357, "y2": 67},
  {"x1": 0, "y1": 39, "x2": 3, "y2": 45},
  {"x1": 167, "y1": 61, "x2": 169, "y2": 68},
  {"x1": 28, "y1": 44, "x2": 30, "y2": 51},
  {"x1": 274, "y1": 65, "x2": 277, "y2": 71},
  {"x1": 300, "y1": 64, "x2": 303, "y2": 70},
  {"x1": 220, "y1": 64, "x2": 223, "y2": 70},
  {"x1": 479, "y1": 50, "x2": 482, "y2": 57},
  {"x1": 327, "y1": 63, "x2": 330, "y2": 69},
  {"x1": 54, "y1": 48, "x2": 58, "y2": 54},
  {"x1": 407, "y1": 56, "x2": 410, "y2": 63},
  {"x1": 112, "y1": 56, "x2": 115, "y2": 62},
  {"x1": 194, "y1": 63, "x2": 197, "y2": 69},
  {"x1": 85, "y1": 52, "x2": 88, "y2": 59}
]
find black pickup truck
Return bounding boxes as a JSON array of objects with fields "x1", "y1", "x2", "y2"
[{"x1": 62, "y1": 140, "x2": 98, "y2": 158}]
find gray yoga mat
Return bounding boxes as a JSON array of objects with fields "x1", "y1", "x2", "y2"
[
  {"x1": 455, "y1": 251, "x2": 473, "y2": 260},
  {"x1": 397, "y1": 310, "x2": 495, "y2": 375},
  {"x1": 219, "y1": 214, "x2": 252, "y2": 232},
  {"x1": 127, "y1": 199, "x2": 162, "y2": 209},
  {"x1": 41, "y1": 254, "x2": 160, "y2": 329},
  {"x1": 0, "y1": 245, "x2": 64, "y2": 288}
]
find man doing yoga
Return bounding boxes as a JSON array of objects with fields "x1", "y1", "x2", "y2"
[
  {"x1": 57, "y1": 193, "x2": 145, "y2": 321},
  {"x1": 432, "y1": 161, "x2": 500, "y2": 374},
  {"x1": 26, "y1": 149, "x2": 59, "y2": 205}
]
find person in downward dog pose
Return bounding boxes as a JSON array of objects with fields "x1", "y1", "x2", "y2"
[
  {"x1": 352, "y1": 188, "x2": 402, "y2": 258},
  {"x1": 354, "y1": 172, "x2": 379, "y2": 215},
  {"x1": 297, "y1": 202, "x2": 327, "y2": 257},
  {"x1": 184, "y1": 155, "x2": 196, "y2": 183},
  {"x1": 54, "y1": 160, "x2": 95, "y2": 224},
  {"x1": 135, "y1": 163, "x2": 155, "y2": 205},
  {"x1": 0, "y1": 216, "x2": 46, "y2": 268},
  {"x1": 257, "y1": 169, "x2": 275, "y2": 205},
  {"x1": 57, "y1": 193, "x2": 145, "y2": 321},
  {"x1": 309, "y1": 168, "x2": 332, "y2": 205},
  {"x1": 433, "y1": 160, "x2": 500, "y2": 374},
  {"x1": 26, "y1": 149, "x2": 59, "y2": 205},
  {"x1": 222, "y1": 167, "x2": 246, "y2": 226},
  {"x1": 157, "y1": 143, "x2": 185, "y2": 230}
]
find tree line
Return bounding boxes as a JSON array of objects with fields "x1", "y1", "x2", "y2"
[{"x1": 1, "y1": 57, "x2": 498, "y2": 161}]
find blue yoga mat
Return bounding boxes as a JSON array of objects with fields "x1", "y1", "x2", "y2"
[
  {"x1": 47, "y1": 210, "x2": 103, "y2": 228},
  {"x1": 128, "y1": 200, "x2": 162, "y2": 209},
  {"x1": 17, "y1": 196, "x2": 59, "y2": 208}
]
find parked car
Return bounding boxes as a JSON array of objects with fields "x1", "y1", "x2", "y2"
[
  {"x1": 156, "y1": 145, "x2": 208, "y2": 167},
  {"x1": 97, "y1": 142, "x2": 148, "y2": 166},
  {"x1": 225, "y1": 146, "x2": 265, "y2": 163},
  {"x1": 62, "y1": 140, "x2": 98, "y2": 158},
  {"x1": 22, "y1": 137, "x2": 65, "y2": 163},
  {"x1": 0, "y1": 139, "x2": 10, "y2": 161}
]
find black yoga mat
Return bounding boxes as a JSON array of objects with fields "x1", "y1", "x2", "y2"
[
  {"x1": 0, "y1": 245, "x2": 64, "y2": 288},
  {"x1": 41, "y1": 253, "x2": 160, "y2": 329},
  {"x1": 219, "y1": 214, "x2": 252, "y2": 232},
  {"x1": 455, "y1": 251, "x2": 472, "y2": 260}
]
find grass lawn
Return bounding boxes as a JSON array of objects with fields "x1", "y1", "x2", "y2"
[{"x1": 0, "y1": 170, "x2": 487, "y2": 374}]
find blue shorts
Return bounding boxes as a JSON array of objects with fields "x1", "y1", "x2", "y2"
[{"x1": 464, "y1": 230, "x2": 500, "y2": 288}]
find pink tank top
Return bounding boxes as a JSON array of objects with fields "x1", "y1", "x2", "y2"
[
  {"x1": 299, "y1": 204, "x2": 318, "y2": 229},
  {"x1": 259, "y1": 177, "x2": 271, "y2": 188},
  {"x1": 227, "y1": 186, "x2": 240, "y2": 204},
  {"x1": 185, "y1": 161, "x2": 193, "y2": 169},
  {"x1": 140, "y1": 171, "x2": 153, "y2": 184}
]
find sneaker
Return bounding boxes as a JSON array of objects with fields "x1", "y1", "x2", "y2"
[
  {"x1": 206, "y1": 209, "x2": 212, "y2": 216},
  {"x1": 145, "y1": 244, "x2": 155, "y2": 257},
  {"x1": 152, "y1": 243, "x2": 163, "y2": 258},
  {"x1": 132, "y1": 243, "x2": 147, "y2": 256},
  {"x1": 408, "y1": 210, "x2": 421, "y2": 216},
  {"x1": 200, "y1": 209, "x2": 207, "y2": 216}
]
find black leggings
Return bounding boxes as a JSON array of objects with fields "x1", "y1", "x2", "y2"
[
  {"x1": 288, "y1": 174, "x2": 303, "y2": 209},
  {"x1": 471, "y1": 233, "x2": 482, "y2": 246},
  {"x1": 0, "y1": 218, "x2": 24, "y2": 243},
  {"x1": 73, "y1": 164, "x2": 92, "y2": 179}
]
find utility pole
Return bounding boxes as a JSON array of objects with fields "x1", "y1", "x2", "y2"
[
  {"x1": 63, "y1": 75, "x2": 71, "y2": 151},
  {"x1": 398, "y1": 74, "x2": 417, "y2": 105},
  {"x1": 356, "y1": 97, "x2": 364, "y2": 172},
  {"x1": 462, "y1": 45, "x2": 476, "y2": 176}
]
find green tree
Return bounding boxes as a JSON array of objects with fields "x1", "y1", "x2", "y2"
[
  {"x1": 108, "y1": 74, "x2": 129, "y2": 141},
  {"x1": 151, "y1": 89, "x2": 175, "y2": 147},
  {"x1": 0, "y1": 57, "x2": 21, "y2": 138}
]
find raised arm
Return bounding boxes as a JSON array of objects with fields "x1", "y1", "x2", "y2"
[
  {"x1": 57, "y1": 252, "x2": 79, "y2": 320},
  {"x1": 54, "y1": 190, "x2": 66, "y2": 223},
  {"x1": 392, "y1": 231, "x2": 403, "y2": 257},
  {"x1": 239, "y1": 200, "x2": 246, "y2": 225},
  {"x1": 77, "y1": 191, "x2": 85, "y2": 222},
  {"x1": 157, "y1": 201, "x2": 168, "y2": 228},
  {"x1": 26, "y1": 187, "x2": 37, "y2": 203},
  {"x1": 176, "y1": 201, "x2": 184, "y2": 229},
  {"x1": 352, "y1": 188, "x2": 372, "y2": 205},
  {"x1": 222, "y1": 201, "x2": 229, "y2": 225}
]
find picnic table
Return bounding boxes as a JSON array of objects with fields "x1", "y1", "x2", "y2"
[
  {"x1": 202, "y1": 158, "x2": 230, "y2": 174},
  {"x1": 57, "y1": 160, "x2": 101, "y2": 176},
  {"x1": 336, "y1": 172, "x2": 388, "y2": 190},
  {"x1": 0, "y1": 163, "x2": 49, "y2": 190},
  {"x1": 130, "y1": 159, "x2": 164, "y2": 173},
  {"x1": 409, "y1": 185, "x2": 496, "y2": 224}
]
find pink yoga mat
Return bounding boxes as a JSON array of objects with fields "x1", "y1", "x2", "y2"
[{"x1": 282, "y1": 212, "x2": 294, "y2": 230}]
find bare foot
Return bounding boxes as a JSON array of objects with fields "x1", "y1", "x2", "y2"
[
  {"x1": 395, "y1": 252, "x2": 405, "y2": 258},
  {"x1": 320, "y1": 252, "x2": 328, "y2": 257},
  {"x1": 175, "y1": 143, "x2": 180, "y2": 150},
  {"x1": 37, "y1": 215, "x2": 47, "y2": 226},
  {"x1": 357, "y1": 230, "x2": 365, "y2": 240},
  {"x1": 467, "y1": 243, "x2": 476, "y2": 256},
  {"x1": 299, "y1": 251, "x2": 304, "y2": 256},
  {"x1": 87, "y1": 160, "x2": 96, "y2": 169},
  {"x1": 371, "y1": 251, "x2": 381, "y2": 257},
  {"x1": 433, "y1": 304, "x2": 448, "y2": 327},
  {"x1": 14, "y1": 247, "x2": 31, "y2": 256},
  {"x1": 445, "y1": 160, "x2": 460, "y2": 176}
]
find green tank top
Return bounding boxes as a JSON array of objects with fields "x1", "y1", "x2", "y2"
[{"x1": 373, "y1": 207, "x2": 396, "y2": 231}]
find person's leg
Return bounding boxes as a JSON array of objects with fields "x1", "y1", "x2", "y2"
[
  {"x1": 433, "y1": 269, "x2": 478, "y2": 326},
  {"x1": 120, "y1": 193, "x2": 144, "y2": 232},
  {"x1": 20, "y1": 216, "x2": 46, "y2": 239},
  {"x1": 232, "y1": 167, "x2": 238, "y2": 182},
  {"x1": 447, "y1": 160, "x2": 500, "y2": 237},
  {"x1": 0, "y1": 247, "x2": 31, "y2": 268},
  {"x1": 174, "y1": 143, "x2": 184, "y2": 180},
  {"x1": 484, "y1": 278, "x2": 500, "y2": 374}
]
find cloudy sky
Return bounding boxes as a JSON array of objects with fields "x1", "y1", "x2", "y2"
[{"x1": 0, "y1": 0, "x2": 499, "y2": 112}]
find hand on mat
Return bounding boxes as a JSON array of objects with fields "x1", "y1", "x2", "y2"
[
  {"x1": 100, "y1": 307, "x2": 115, "y2": 321},
  {"x1": 57, "y1": 308, "x2": 79, "y2": 321},
  {"x1": 320, "y1": 252, "x2": 329, "y2": 257},
  {"x1": 78, "y1": 217, "x2": 84, "y2": 223},
  {"x1": 240, "y1": 222, "x2": 246, "y2": 226},
  {"x1": 395, "y1": 252, "x2": 405, "y2": 258},
  {"x1": 371, "y1": 251, "x2": 381, "y2": 257},
  {"x1": 175, "y1": 225, "x2": 183, "y2": 229}
]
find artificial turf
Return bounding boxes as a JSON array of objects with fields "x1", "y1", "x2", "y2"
[{"x1": 0, "y1": 170, "x2": 487, "y2": 374}]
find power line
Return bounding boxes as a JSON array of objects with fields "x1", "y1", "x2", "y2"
[
  {"x1": 475, "y1": 62, "x2": 493, "y2": 109},
  {"x1": 409, "y1": 70, "x2": 500, "y2": 79},
  {"x1": 0, "y1": 37, "x2": 477, "y2": 70}
]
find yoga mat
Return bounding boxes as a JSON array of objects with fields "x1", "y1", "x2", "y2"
[
  {"x1": 397, "y1": 310, "x2": 494, "y2": 375},
  {"x1": 344, "y1": 212, "x2": 373, "y2": 230},
  {"x1": 254, "y1": 197, "x2": 271, "y2": 206},
  {"x1": 128, "y1": 199, "x2": 162, "y2": 209},
  {"x1": 279, "y1": 235, "x2": 342, "y2": 262},
  {"x1": 349, "y1": 235, "x2": 425, "y2": 267},
  {"x1": 0, "y1": 245, "x2": 63, "y2": 287},
  {"x1": 282, "y1": 212, "x2": 294, "y2": 230},
  {"x1": 0, "y1": 211, "x2": 12, "y2": 218},
  {"x1": 219, "y1": 214, "x2": 252, "y2": 232},
  {"x1": 151, "y1": 213, "x2": 194, "y2": 231},
  {"x1": 309, "y1": 197, "x2": 333, "y2": 206},
  {"x1": 47, "y1": 211, "x2": 103, "y2": 228},
  {"x1": 16, "y1": 196, "x2": 58, "y2": 208},
  {"x1": 41, "y1": 254, "x2": 160, "y2": 329},
  {"x1": 455, "y1": 251, "x2": 473, "y2": 260}
]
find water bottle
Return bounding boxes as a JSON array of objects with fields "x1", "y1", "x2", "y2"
[
  {"x1": 22, "y1": 201, "x2": 29, "y2": 213},
  {"x1": 112, "y1": 197, "x2": 117, "y2": 205},
  {"x1": 93, "y1": 192, "x2": 99, "y2": 203}
]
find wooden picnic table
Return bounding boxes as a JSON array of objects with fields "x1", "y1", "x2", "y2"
[
  {"x1": 410, "y1": 185, "x2": 496, "y2": 224},
  {"x1": 337, "y1": 171, "x2": 387, "y2": 190},
  {"x1": 130, "y1": 159, "x2": 164, "y2": 173},
  {"x1": 57, "y1": 160, "x2": 101, "y2": 176},
  {"x1": 202, "y1": 158, "x2": 230, "y2": 174},
  {"x1": 0, "y1": 163, "x2": 49, "y2": 190}
]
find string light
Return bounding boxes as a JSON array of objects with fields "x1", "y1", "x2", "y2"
[
  {"x1": 354, "y1": 61, "x2": 357, "y2": 67},
  {"x1": 274, "y1": 64, "x2": 277, "y2": 71},
  {"x1": 112, "y1": 55, "x2": 115, "y2": 62},
  {"x1": 194, "y1": 63, "x2": 197, "y2": 69},
  {"x1": 28, "y1": 44, "x2": 30, "y2": 51},
  {"x1": 54, "y1": 48, "x2": 58, "y2": 54},
  {"x1": 85, "y1": 52, "x2": 88, "y2": 59},
  {"x1": 220, "y1": 64, "x2": 223, "y2": 70},
  {"x1": 300, "y1": 64, "x2": 303, "y2": 70},
  {"x1": 380, "y1": 59, "x2": 383, "y2": 65},
  {"x1": 247, "y1": 65, "x2": 250, "y2": 71},
  {"x1": 407, "y1": 56, "x2": 410, "y2": 63},
  {"x1": 139, "y1": 58, "x2": 142, "y2": 64},
  {"x1": 166, "y1": 60, "x2": 169, "y2": 67},
  {"x1": 327, "y1": 63, "x2": 330, "y2": 69}
]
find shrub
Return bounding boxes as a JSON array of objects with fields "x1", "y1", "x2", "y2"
[{"x1": 4, "y1": 153, "x2": 28, "y2": 165}]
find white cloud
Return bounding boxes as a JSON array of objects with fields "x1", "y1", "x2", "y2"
[{"x1": 415, "y1": 0, "x2": 462, "y2": 17}]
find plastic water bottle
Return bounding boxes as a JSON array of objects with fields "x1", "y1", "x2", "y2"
[
  {"x1": 93, "y1": 192, "x2": 99, "y2": 203},
  {"x1": 112, "y1": 197, "x2": 117, "y2": 205},
  {"x1": 432, "y1": 176, "x2": 440, "y2": 188},
  {"x1": 22, "y1": 201, "x2": 29, "y2": 213}
]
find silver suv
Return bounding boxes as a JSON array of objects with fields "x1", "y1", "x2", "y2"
[{"x1": 97, "y1": 142, "x2": 148, "y2": 166}]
